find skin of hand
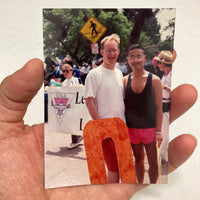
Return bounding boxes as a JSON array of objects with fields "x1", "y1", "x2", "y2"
[{"x1": 0, "y1": 58, "x2": 198, "y2": 200}]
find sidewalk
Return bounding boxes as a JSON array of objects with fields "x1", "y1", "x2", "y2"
[
  {"x1": 45, "y1": 124, "x2": 90, "y2": 189},
  {"x1": 45, "y1": 124, "x2": 167, "y2": 189}
]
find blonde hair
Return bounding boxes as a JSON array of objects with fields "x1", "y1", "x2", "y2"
[
  {"x1": 100, "y1": 34, "x2": 120, "y2": 49},
  {"x1": 62, "y1": 63, "x2": 73, "y2": 70}
]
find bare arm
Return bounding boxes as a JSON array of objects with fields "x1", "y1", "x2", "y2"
[
  {"x1": 172, "y1": 49, "x2": 177, "y2": 62},
  {"x1": 162, "y1": 84, "x2": 171, "y2": 93},
  {"x1": 85, "y1": 97, "x2": 99, "y2": 120},
  {"x1": 152, "y1": 76, "x2": 163, "y2": 145},
  {"x1": 123, "y1": 75, "x2": 128, "y2": 88},
  {"x1": 153, "y1": 77, "x2": 163, "y2": 130}
]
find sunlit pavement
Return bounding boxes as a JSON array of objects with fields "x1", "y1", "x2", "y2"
[
  {"x1": 45, "y1": 123, "x2": 167, "y2": 189},
  {"x1": 45, "y1": 123, "x2": 90, "y2": 189}
]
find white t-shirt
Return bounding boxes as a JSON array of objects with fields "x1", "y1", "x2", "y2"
[
  {"x1": 85, "y1": 66, "x2": 125, "y2": 122},
  {"x1": 162, "y1": 70, "x2": 172, "y2": 103},
  {"x1": 62, "y1": 76, "x2": 80, "y2": 87}
]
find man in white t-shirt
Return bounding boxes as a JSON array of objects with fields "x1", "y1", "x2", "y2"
[{"x1": 85, "y1": 34, "x2": 125, "y2": 183}]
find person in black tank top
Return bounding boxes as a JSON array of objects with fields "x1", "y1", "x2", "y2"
[
  {"x1": 124, "y1": 44, "x2": 163, "y2": 184},
  {"x1": 125, "y1": 72, "x2": 156, "y2": 128}
]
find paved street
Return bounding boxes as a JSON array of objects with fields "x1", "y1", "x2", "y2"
[
  {"x1": 45, "y1": 123, "x2": 90, "y2": 189},
  {"x1": 45, "y1": 123, "x2": 167, "y2": 189}
]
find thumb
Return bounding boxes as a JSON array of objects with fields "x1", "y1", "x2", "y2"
[{"x1": 0, "y1": 58, "x2": 44, "y2": 123}]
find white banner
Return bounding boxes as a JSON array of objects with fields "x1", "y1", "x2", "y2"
[{"x1": 48, "y1": 86, "x2": 90, "y2": 135}]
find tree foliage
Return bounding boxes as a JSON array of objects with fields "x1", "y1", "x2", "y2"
[
  {"x1": 43, "y1": 8, "x2": 175, "y2": 65},
  {"x1": 43, "y1": 9, "x2": 133, "y2": 64}
]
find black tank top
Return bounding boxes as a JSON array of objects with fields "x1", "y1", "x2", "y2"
[{"x1": 124, "y1": 73, "x2": 156, "y2": 128}]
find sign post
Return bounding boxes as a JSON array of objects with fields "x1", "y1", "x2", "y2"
[{"x1": 91, "y1": 43, "x2": 99, "y2": 54}]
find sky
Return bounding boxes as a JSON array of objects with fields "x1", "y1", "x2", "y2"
[{"x1": 155, "y1": 8, "x2": 176, "y2": 40}]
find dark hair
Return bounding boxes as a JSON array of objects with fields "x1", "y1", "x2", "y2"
[
  {"x1": 126, "y1": 44, "x2": 144, "y2": 56},
  {"x1": 165, "y1": 63, "x2": 172, "y2": 68}
]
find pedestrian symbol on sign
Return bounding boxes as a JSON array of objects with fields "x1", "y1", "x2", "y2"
[
  {"x1": 80, "y1": 16, "x2": 106, "y2": 43},
  {"x1": 89, "y1": 20, "x2": 98, "y2": 36}
]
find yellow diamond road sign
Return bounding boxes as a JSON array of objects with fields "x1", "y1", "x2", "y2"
[{"x1": 80, "y1": 16, "x2": 107, "y2": 43}]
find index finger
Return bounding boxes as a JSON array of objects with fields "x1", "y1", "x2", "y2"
[{"x1": 170, "y1": 84, "x2": 198, "y2": 123}]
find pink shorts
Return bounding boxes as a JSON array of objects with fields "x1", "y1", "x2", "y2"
[{"x1": 128, "y1": 127, "x2": 156, "y2": 144}]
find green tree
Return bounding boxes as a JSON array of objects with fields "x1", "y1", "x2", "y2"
[
  {"x1": 43, "y1": 8, "x2": 175, "y2": 65},
  {"x1": 157, "y1": 40, "x2": 174, "y2": 52},
  {"x1": 98, "y1": 10, "x2": 133, "y2": 54},
  {"x1": 158, "y1": 17, "x2": 175, "y2": 51},
  {"x1": 122, "y1": 9, "x2": 158, "y2": 47},
  {"x1": 138, "y1": 31, "x2": 158, "y2": 60},
  {"x1": 43, "y1": 9, "x2": 133, "y2": 65},
  {"x1": 142, "y1": 10, "x2": 161, "y2": 44},
  {"x1": 43, "y1": 9, "x2": 94, "y2": 64},
  {"x1": 164, "y1": 17, "x2": 175, "y2": 41}
]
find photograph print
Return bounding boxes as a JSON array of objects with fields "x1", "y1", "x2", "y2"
[{"x1": 43, "y1": 8, "x2": 176, "y2": 188}]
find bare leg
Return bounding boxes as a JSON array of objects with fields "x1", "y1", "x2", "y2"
[
  {"x1": 107, "y1": 170, "x2": 120, "y2": 183},
  {"x1": 102, "y1": 138, "x2": 119, "y2": 183},
  {"x1": 131, "y1": 143, "x2": 145, "y2": 183},
  {"x1": 144, "y1": 141, "x2": 158, "y2": 183}
]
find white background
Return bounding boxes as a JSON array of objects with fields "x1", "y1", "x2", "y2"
[{"x1": 0, "y1": 0, "x2": 200, "y2": 199}]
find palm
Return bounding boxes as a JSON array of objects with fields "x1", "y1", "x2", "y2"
[
  {"x1": 0, "y1": 122, "x2": 143, "y2": 200},
  {"x1": 0, "y1": 59, "x2": 197, "y2": 200},
  {"x1": 0, "y1": 124, "x2": 44, "y2": 199}
]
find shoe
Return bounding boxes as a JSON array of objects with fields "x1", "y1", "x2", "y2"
[
  {"x1": 67, "y1": 136, "x2": 83, "y2": 150},
  {"x1": 161, "y1": 159, "x2": 168, "y2": 175},
  {"x1": 161, "y1": 159, "x2": 168, "y2": 166},
  {"x1": 76, "y1": 136, "x2": 83, "y2": 144},
  {"x1": 67, "y1": 142, "x2": 80, "y2": 150}
]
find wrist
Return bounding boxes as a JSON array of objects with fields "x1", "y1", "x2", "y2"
[{"x1": 156, "y1": 131, "x2": 162, "y2": 135}]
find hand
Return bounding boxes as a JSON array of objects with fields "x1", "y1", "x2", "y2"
[
  {"x1": 155, "y1": 133, "x2": 163, "y2": 148},
  {"x1": 0, "y1": 59, "x2": 197, "y2": 200}
]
